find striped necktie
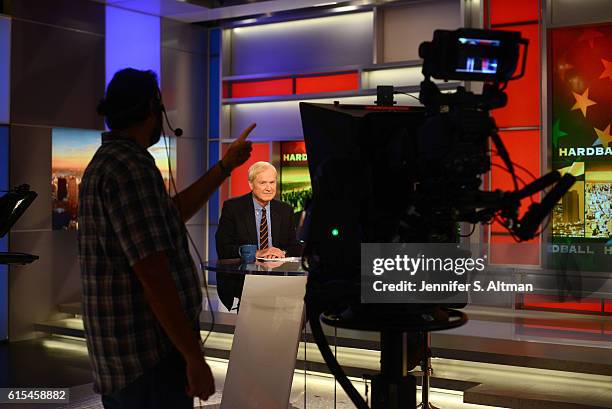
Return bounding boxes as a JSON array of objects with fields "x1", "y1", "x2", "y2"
[{"x1": 259, "y1": 208, "x2": 269, "y2": 250}]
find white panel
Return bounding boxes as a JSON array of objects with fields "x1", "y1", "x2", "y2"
[
  {"x1": 230, "y1": 12, "x2": 373, "y2": 76},
  {"x1": 162, "y1": 17, "x2": 207, "y2": 55},
  {"x1": 550, "y1": 0, "x2": 612, "y2": 27},
  {"x1": 161, "y1": 19, "x2": 208, "y2": 227},
  {"x1": 363, "y1": 66, "x2": 424, "y2": 89},
  {"x1": 162, "y1": 34, "x2": 207, "y2": 140},
  {"x1": 382, "y1": 0, "x2": 462, "y2": 62},
  {"x1": 221, "y1": 104, "x2": 231, "y2": 141},
  {"x1": 175, "y1": 137, "x2": 205, "y2": 226},
  {"x1": 230, "y1": 94, "x2": 422, "y2": 141},
  {"x1": 176, "y1": 136, "x2": 204, "y2": 190},
  {"x1": 363, "y1": 66, "x2": 448, "y2": 89},
  {"x1": 222, "y1": 29, "x2": 232, "y2": 77},
  {"x1": 221, "y1": 275, "x2": 306, "y2": 409},
  {"x1": 231, "y1": 101, "x2": 305, "y2": 141}
]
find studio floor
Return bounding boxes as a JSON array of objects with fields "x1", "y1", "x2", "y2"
[
  {"x1": 0, "y1": 337, "x2": 507, "y2": 409},
  {"x1": 2, "y1": 285, "x2": 611, "y2": 409}
]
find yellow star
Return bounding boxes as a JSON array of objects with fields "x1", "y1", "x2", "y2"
[
  {"x1": 571, "y1": 88, "x2": 596, "y2": 117},
  {"x1": 594, "y1": 124, "x2": 612, "y2": 147},
  {"x1": 599, "y1": 59, "x2": 612, "y2": 80}
]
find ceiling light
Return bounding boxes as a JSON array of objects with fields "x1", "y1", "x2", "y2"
[{"x1": 332, "y1": 5, "x2": 359, "y2": 12}]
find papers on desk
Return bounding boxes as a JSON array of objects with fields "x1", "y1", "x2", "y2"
[{"x1": 256, "y1": 256, "x2": 302, "y2": 262}]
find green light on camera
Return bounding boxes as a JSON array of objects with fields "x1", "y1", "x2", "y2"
[{"x1": 331, "y1": 228, "x2": 340, "y2": 237}]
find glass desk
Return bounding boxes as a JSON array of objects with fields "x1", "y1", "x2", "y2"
[
  {"x1": 203, "y1": 258, "x2": 307, "y2": 314},
  {"x1": 203, "y1": 258, "x2": 307, "y2": 275},
  {"x1": 202, "y1": 259, "x2": 308, "y2": 409}
]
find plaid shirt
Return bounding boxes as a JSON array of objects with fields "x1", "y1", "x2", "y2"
[{"x1": 78, "y1": 132, "x2": 202, "y2": 394}]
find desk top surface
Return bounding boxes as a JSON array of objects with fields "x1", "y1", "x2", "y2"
[{"x1": 202, "y1": 259, "x2": 307, "y2": 276}]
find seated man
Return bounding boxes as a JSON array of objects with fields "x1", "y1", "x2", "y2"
[{"x1": 215, "y1": 161, "x2": 302, "y2": 310}]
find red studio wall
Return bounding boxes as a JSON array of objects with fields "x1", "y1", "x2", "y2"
[{"x1": 488, "y1": 0, "x2": 542, "y2": 265}]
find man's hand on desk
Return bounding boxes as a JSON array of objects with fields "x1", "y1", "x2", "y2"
[
  {"x1": 256, "y1": 247, "x2": 285, "y2": 259},
  {"x1": 255, "y1": 259, "x2": 286, "y2": 269}
]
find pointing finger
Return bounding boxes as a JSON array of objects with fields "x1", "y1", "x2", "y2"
[{"x1": 237, "y1": 123, "x2": 256, "y2": 142}]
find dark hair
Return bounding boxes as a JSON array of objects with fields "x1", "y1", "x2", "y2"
[{"x1": 97, "y1": 68, "x2": 162, "y2": 130}]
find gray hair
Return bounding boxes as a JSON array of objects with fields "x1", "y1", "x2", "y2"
[{"x1": 248, "y1": 161, "x2": 277, "y2": 183}]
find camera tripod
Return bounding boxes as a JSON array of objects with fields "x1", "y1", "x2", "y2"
[{"x1": 319, "y1": 305, "x2": 467, "y2": 409}]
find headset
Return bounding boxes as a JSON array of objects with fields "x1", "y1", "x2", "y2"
[{"x1": 97, "y1": 86, "x2": 183, "y2": 137}]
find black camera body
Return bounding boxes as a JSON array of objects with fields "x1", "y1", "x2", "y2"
[
  {"x1": 419, "y1": 28, "x2": 528, "y2": 83},
  {"x1": 301, "y1": 27, "x2": 575, "y2": 305},
  {"x1": 414, "y1": 28, "x2": 532, "y2": 241},
  {"x1": 299, "y1": 28, "x2": 575, "y2": 409}
]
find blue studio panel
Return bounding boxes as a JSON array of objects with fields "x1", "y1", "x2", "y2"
[
  {"x1": 209, "y1": 28, "x2": 221, "y2": 140},
  {"x1": 207, "y1": 142, "x2": 219, "y2": 277},
  {"x1": 0, "y1": 16, "x2": 10, "y2": 124},
  {"x1": 0, "y1": 15, "x2": 10, "y2": 341},
  {"x1": 1, "y1": 127, "x2": 9, "y2": 341},
  {"x1": 208, "y1": 29, "x2": 221, "y2": 223},
  {"x1": 207, "y1": 29, "x2": 222, "y2": 279},
  {"x1": 105, "y1": 6, "x2": 160, "y2": 87}
]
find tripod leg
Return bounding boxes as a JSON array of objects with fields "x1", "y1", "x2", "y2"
[
  {"x1": 371, "y1": 374, "x2": 417, "y2": 409},
  {"x1": 417, "y1": 332, "x2": 440, "y2": 409},
  {"x1": 371, "y1": 331, "x2": 417, "y2": 409}
]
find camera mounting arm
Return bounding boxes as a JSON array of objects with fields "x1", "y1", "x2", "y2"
[{"x1": 475, "y1": 171, "x2": 576, "y2": 241}]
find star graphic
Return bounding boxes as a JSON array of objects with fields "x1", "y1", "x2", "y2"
[
  {"x1": 577, "y1": 29, "x2": 604, "y2": 49},
  {"x1": 552, "y1": 119, "x2": 568, "y2": 148},
  {"x1": 557, "y1": 162, "x2": 584, "y2": 177},
  {"x1": 571, "y1": 88, "x2": 596, "y2": 117},
  {"x1": 599, "y1": 58, "x2": 612, "y2": 80},
  {"x1": 594, "y1": 124, "x2": 612, "y2": 147}
]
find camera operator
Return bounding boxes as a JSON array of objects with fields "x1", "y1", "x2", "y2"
[{"x1": 78, "y1": 68, "x2": 254, "y2": 408}]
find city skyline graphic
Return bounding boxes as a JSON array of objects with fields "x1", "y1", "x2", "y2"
[
  {"x1": 52, "y1": 129, "x2": 176, "y2": 230},
  {"x1": 52, "y1": 128, "x2": 101, "y2": 230}
]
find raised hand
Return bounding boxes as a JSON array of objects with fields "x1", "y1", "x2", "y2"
[{"x1": 222, "y1": 123, "x2": 256, "y2": 171}]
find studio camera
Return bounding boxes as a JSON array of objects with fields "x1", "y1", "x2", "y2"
[{"x1": 298, "y1": 28, "x2": 576, "y2": 409}]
